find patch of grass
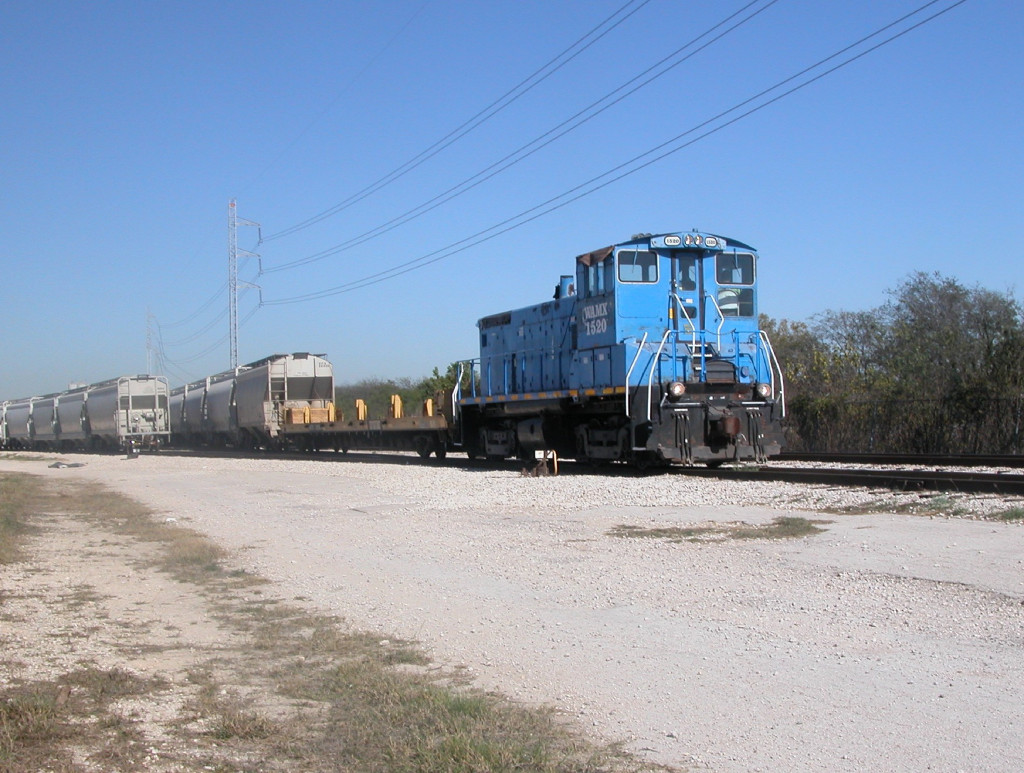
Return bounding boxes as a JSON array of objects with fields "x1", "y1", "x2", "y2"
[
  {"x1": 0, "y1": 453, "x2": 55, "y2": 463},
  {"x1": 51, "y1": 479, "x2": 232, "y2": 583},
  {"x1": 284, "y1": 660, "x2": 619, "y2": 772},
  {"x1": 0, "y1": 666, "x2": 163, "y2": 772},
  {"x1": 162, "y1": 532, "x2": 225, "y2": 575},
  {"x1": 832, "y1": 493, "x2": 970, "y2": 517},
  {"x1": 188, "y1": 687, "x2": 276, "y2": 741},
  {"x1": 0, "y1": 474, "x2": 43, "y2": 564},
  {"x1": 63, "y1": 665, "x2": 167, "y2": 706},
  {"x1": 610, "y1": 516, "x2": 830, "y2": 543},
  {"x1": 57, "y1": 584, "x2": 105, "y2": 611},
  {"x1": 0, "y1": 689, "x2": 68, "y2": 765},
  {"x1": 736, "y1": 516, "x2": 831, "y2": 539},
  {"x1": 908, "y1": 494, "x2": 969, "y2": 517},
  {"x1": 995, "y1": 506, "x2": 1024, "y2": 522}
]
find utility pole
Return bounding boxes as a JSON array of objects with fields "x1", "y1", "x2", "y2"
[{"x1": 228, "y1": 199, "x2": 261, "y2": 370}]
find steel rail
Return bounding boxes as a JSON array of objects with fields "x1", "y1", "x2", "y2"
[
  {"x1": 779, "y1": 451, "x2": 1024, "y2": 469},
  {"x1": 681, "y1": 464, "x2": 1024, "y2": 495}
]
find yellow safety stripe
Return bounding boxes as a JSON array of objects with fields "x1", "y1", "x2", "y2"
[{"x1": 460, "y1": 386, "x2": 626, "y2": 406}]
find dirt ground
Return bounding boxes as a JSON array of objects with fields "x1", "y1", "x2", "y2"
[{"x1": 3, "y1": 452, "x2": 1024, "y2": 771}]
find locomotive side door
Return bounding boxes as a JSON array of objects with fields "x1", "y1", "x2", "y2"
[{"x1": 614, "y1": 247, "x2": 669, "y2": 345}]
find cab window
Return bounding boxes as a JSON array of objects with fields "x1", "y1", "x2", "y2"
[
  {"x1": 584, "y1": 260, "x2": 614, "y2": 297},
  {"x1": 675, "y1": 254, "x2": 698, "y2": 291},
  {"x1": 716, "y1": 252, "x2": 755, "y2": 285},
  {"x1": 618, "y1": 250, "x2": 658, "y2": 283},
  {"x1": 717, "y1": 288, "x2": 754, "y2": 317}
]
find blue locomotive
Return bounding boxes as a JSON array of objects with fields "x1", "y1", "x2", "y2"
[{"x1": 455, "y1": 230, "x2": 785, "y2": 466}]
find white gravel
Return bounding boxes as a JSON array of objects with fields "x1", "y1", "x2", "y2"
[{"x1": 7, "y1": 452, "x2": 1024, "y2": 771}]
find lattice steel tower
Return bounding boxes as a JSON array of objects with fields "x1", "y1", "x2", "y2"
[{"x1": 228, "y1": 199, "x2": 261, "y2": 370}]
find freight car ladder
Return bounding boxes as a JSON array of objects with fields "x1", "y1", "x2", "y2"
[{"x1": 271, "y1": 375, "x2": 286, "y2": 402}]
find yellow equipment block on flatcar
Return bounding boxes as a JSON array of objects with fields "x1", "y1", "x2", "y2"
[
  {"x1": 285, "y1": 407, "x2": 309, "y2": 424},
  {"x1": 308, "y1": 407, "x2": 332, "y2": 424}
]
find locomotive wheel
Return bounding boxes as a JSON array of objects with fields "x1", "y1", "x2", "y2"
[
  {"x1": 574, "y1": 430, "x2": 589, "y2": 463},
  {"x1": 414, "y1": 436, "x2": 432, "y2": 459},
  {"x1": 464, "y1": 429, "x2": 486, "y2": 460}
]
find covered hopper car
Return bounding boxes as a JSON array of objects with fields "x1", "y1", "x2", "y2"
[
  {"x1": 0, "y1": 375, "x2": 170, "y2": 451},
  {"x1": 168, "y1": 353, "x2": 335, "y2": 448}
]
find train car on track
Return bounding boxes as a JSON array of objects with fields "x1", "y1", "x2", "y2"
[
  {"x1": 1, "y1": 398, "x2": 34, "y2": 449},
  {"x1": 84, "y1": 376, "x2": 171, "y2": 451},
  {"x1": 0, "y1": 376, "x2": 170, "y2": 451},
  {"x1": 168, "y1": 353, "x2": 335, "y2": 448}
]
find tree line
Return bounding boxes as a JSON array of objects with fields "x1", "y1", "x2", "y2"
[{"x1": 764, "y1": 272, "x2": 1024, "y2": 454}]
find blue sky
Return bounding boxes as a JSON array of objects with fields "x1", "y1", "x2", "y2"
[{"x1": 2, "y1": 0, "x2": 1021, "y2": 397}]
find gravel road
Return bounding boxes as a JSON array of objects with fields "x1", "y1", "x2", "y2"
[{"x1": 9, "y1": 452, "x2": 1024, "y2": 771}]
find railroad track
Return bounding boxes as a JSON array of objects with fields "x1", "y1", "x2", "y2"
[
  {"x1": 683, "y1": 464, "x2": 1024, "y2": 496},
  {"x1": 779, "y1": 451, "x2": 1024, "y2": 468}
]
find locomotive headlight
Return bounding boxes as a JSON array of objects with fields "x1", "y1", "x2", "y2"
[
  {"x1": 755, "y1": 382, "x2": 772, "y2": 399},
  {"x1": 667, "y1": 381, "x2": 686, "y2": 400}
]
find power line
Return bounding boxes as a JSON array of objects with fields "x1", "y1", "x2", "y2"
[
  {"x1": 159, "y1": 308, "x2": 227, "y2": 347},
  {"x1": 157, "y1": 283, "x2": 226, "y2": 329},
  {"x1": 263, "y1": 0, "x2": 968, "y2": 307},
  {"x1": 154, "y1": 4, "x2": 432, "y2": 345},
  {"x1": 153, "y1": 1, "x2": 650, "y2": 358},
  {"x1": 263, "y1": 0, "x2": 779, "y2": 275},
  {"x1": 262, "y1": 0, "x2": 653, "y2": 242},
  {"x1": 155, "y1": 294, "x2": 261, "y2": 371}
]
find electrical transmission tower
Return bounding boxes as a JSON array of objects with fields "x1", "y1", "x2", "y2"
[
  {"x1": 146, "y1": 309, "x2": 155, "y2": 375},
  {"x1": 228, "y1": 199, "x2": 261, "y2": 370}
]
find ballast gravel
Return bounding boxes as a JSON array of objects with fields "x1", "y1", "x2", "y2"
[{"x1": 10, "y1": 453, "x2": 1024, "y2": 771}]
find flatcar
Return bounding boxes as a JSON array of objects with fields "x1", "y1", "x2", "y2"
[{"x1": 454, "y1": 230, "x2": 785, "y2": 466}]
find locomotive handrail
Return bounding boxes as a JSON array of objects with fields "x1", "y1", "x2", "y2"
[
  {"x1": 623, "y1": 332, "x2": 648, "y2": 418},
  {"x1": 758, "y1": 331, "x2": 787, "y2": 416},
  {"x1": 670, "y1": 292, "x2": 698, "y2": 353},
  {"x1": 453, "y1": 360, "x2": 468, "y2": 447},
  {"x1": 646, "y1": 330, "x2": 672, "y2": 422},
  {"x1": 704, "y1": 291, "x2": 727, "y2": 349},
  {"x1": 454, "y1": 361, "x2": 467, "y2": 402}
]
